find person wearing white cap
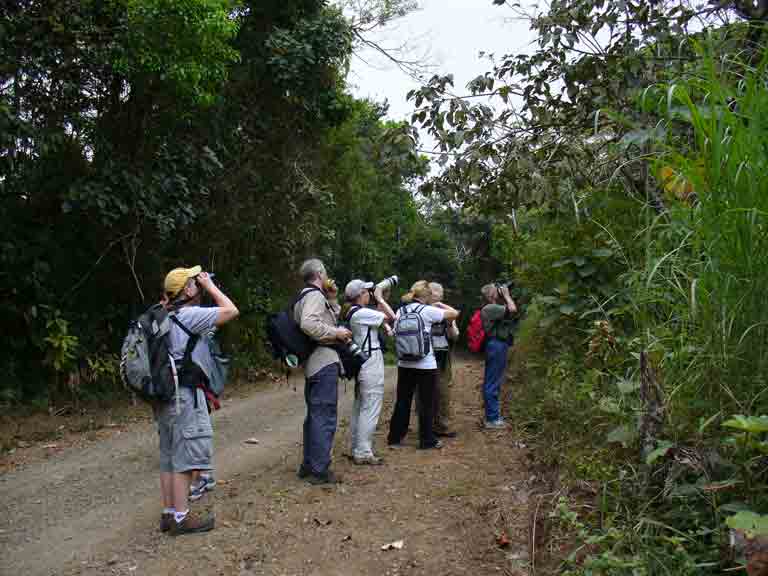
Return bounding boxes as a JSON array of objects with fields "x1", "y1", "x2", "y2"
[{"x1": 342, "y1": 279, "x2": 396, "y2": 465}]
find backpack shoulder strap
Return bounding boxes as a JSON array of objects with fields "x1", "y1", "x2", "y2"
[
  {"x1": 397, "y1": 303, "x2": 412, "y2": 323},
  {"x1": 169, "y1": 313, "x2": 194, "y2": 337},
  {"x1": 293, "y1": 287, "x2": 326, "y2": 319},
  {"x1": 346, "y1": 305, "x2": 375, "y2": 354},
  {"x1": 169, "y1": 314, "x2": 200, "y2": 370},
  {"x1": 294, "y1": 286, "x2": 322, "y2": 306},
  {"x1": 362, "y1": 324, "x2": 372, "y2": 354},
  {"x1": 347, "y1": 305, "x2": 362, "y2": 322}
]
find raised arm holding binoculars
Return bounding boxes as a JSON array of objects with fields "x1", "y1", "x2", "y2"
[{"x1": 480, "y1": 282, "x2": 518, "y2": 430}]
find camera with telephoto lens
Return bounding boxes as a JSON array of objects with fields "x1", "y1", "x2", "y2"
[{"x1": 376, "y1": 275, "x2": 399, "y2": 292}]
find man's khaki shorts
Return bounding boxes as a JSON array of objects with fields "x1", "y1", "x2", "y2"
[{"x1": 154, "y1": 387, "x2": 213, "y2": 473}]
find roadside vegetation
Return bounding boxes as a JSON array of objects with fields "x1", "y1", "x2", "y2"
[{"x1": 407, "y1": 2, "x2": 768, "y2": 573}]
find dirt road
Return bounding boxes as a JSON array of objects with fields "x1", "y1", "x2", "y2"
[{"x1": 1, "y1": 360, "x2": 534, "y2": 576}]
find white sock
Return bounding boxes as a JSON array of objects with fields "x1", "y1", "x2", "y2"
[
  {"x1": 163, "y1": 507, "x2": 175, "y2": 515},
  {"x1": 174, "y1": 509, "x2": 189, "y2": 523}
]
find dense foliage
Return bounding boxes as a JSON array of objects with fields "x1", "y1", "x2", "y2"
[
  {"x1": 0, "y1": 0, "x2": 462, "y2": 404},
  {"x1": 406, "y1": 1, "x2": 768, "y2": 573}
]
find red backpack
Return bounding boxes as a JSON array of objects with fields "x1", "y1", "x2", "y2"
[{"x1": 466, "y1": 309, "x2": 486, "y2": 353}]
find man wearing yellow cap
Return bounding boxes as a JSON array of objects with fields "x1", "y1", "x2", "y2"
[{"x1": 155, "y1": 265, "x2": 239, "y2": 535}]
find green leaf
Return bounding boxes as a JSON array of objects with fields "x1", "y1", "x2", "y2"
[
  {"x1": 598, "y1": 396, "x2": 621, "y2": 414},
  {"x1": 726, "y1": 511, "x2": 768, "y2": 536},
  {"x1": 551, "y1": 259, "x2": 572, "y2": 268},
  {"x1": 538, "y1": 295, "x2": 560, "y2": 305},
  {"x1": 719, "y1": 502, "x2": 751, "y2": 514},
  {"x1": 577, "y1": 264, "x2": 597, "y2": 278},
  {"x1": 606, "y1": 425, "x2": 636, "y2": 447},
  {"x1": 645, "y1": 440, "x2": 674, "y2": 465},
  {"x1": 591, "y1": 248, "x2": 613, "y2": 258},
  {"x1": 616, "y1": 378, "x2": 639, "y2": 395},
  {"x1": 722, "y1": 415, "x2": 768, "y2": 433}
]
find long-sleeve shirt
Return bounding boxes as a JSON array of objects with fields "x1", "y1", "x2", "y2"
[{"x1": 293, "y1": 288, "x2": 341, "y2": 378}]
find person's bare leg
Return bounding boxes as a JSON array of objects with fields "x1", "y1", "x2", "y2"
[
  {"x1": 172, "y1": 471, "x2": 192, "y2": 513},
  {"x1": 160, "y1": 472, "x2": 174, "y2": 508}
]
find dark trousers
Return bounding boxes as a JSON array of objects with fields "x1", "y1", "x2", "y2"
[
  {"x1": 433, "y1": 350, "x2": 453, "y2": 432},
  {"x1": 302, "y1": 363, "x2": 339, "y2": 475},
  {"x1": 388, "y1": 367, "x2": 438, "y2": 448}
]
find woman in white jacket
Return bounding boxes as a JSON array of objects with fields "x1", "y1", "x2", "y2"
[{"x1": 343, "y1": 279, "x2": 396, "y2": 465}]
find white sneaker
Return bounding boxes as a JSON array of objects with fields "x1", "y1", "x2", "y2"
[
  {"x1": 484, "y1": 419, "x2": 507, "y2": 430},
  {"x1": 189, "y1": 474, "x2": 216, "y2": 501}
]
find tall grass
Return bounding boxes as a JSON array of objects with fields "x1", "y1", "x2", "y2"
[
  {"x1": 502, "y1": 36, "x2": 768, "y2": 575},
  {"x1": 644, "y1": 41, "x2": 768, "y2": 416}
]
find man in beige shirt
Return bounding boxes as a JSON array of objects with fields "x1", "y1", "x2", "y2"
[{"x1": 294, "y1": 258, "x2": 352, "y2": 484}]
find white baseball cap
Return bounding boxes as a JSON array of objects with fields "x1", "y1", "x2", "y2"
[{"x1": 345, "y1": 279, "x2": 374, "y2": 300}]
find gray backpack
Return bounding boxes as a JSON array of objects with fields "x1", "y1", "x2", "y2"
[
  {"x1": 120, "y1": 304, "x2": 179, "y2": 402},
  {"x1": 394, "y1": 304, "x2": 431, "y2": 361}
]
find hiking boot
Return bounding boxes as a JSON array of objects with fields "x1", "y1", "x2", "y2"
[
  {"x1": 434, "y1": 429, "x2": 457, "y2": 438},
  {"x1": 353, "y1": 455, "x2": 384, "y2": 466},
  {"x1": 297, "y1": 464, "x2": 311, "y2": 479},
  {"x1": 419, "y1": 440, "x2": 443, "y2": 450},
  {"x1": 189, "y1": 474, "x2": 216, "y2": 502},
  {"x1": 306, "y1": 470, "x2": 341, "y2": 485},
  {"x1": 171, "y1": 512, "x2": 215, "y2": 536},
  {"x1": 484, "y1": 419, "x2": 507, "y2": 430},
  {"x1": 160, "y1": 512, "x2": 174, "y2": 533}
]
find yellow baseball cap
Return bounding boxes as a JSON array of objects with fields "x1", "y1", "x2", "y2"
[{"x1": 164, "y1": 265, "x2": 202, "y2": 297}]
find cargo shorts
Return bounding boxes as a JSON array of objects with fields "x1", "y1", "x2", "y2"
[{"x1": 154, "y1": 386, "x2": 213, "y2": 473}]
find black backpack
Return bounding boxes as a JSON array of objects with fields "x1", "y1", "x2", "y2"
[
  {"x1": 336, "y1": 305, "x2": 372, "y2": 381},
  {"x1": 169, "y1": 316, "x2": 229, "y2": 402},
  {"x1": 267, "y1": 287, "x2": 322, "y2": 365}
]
